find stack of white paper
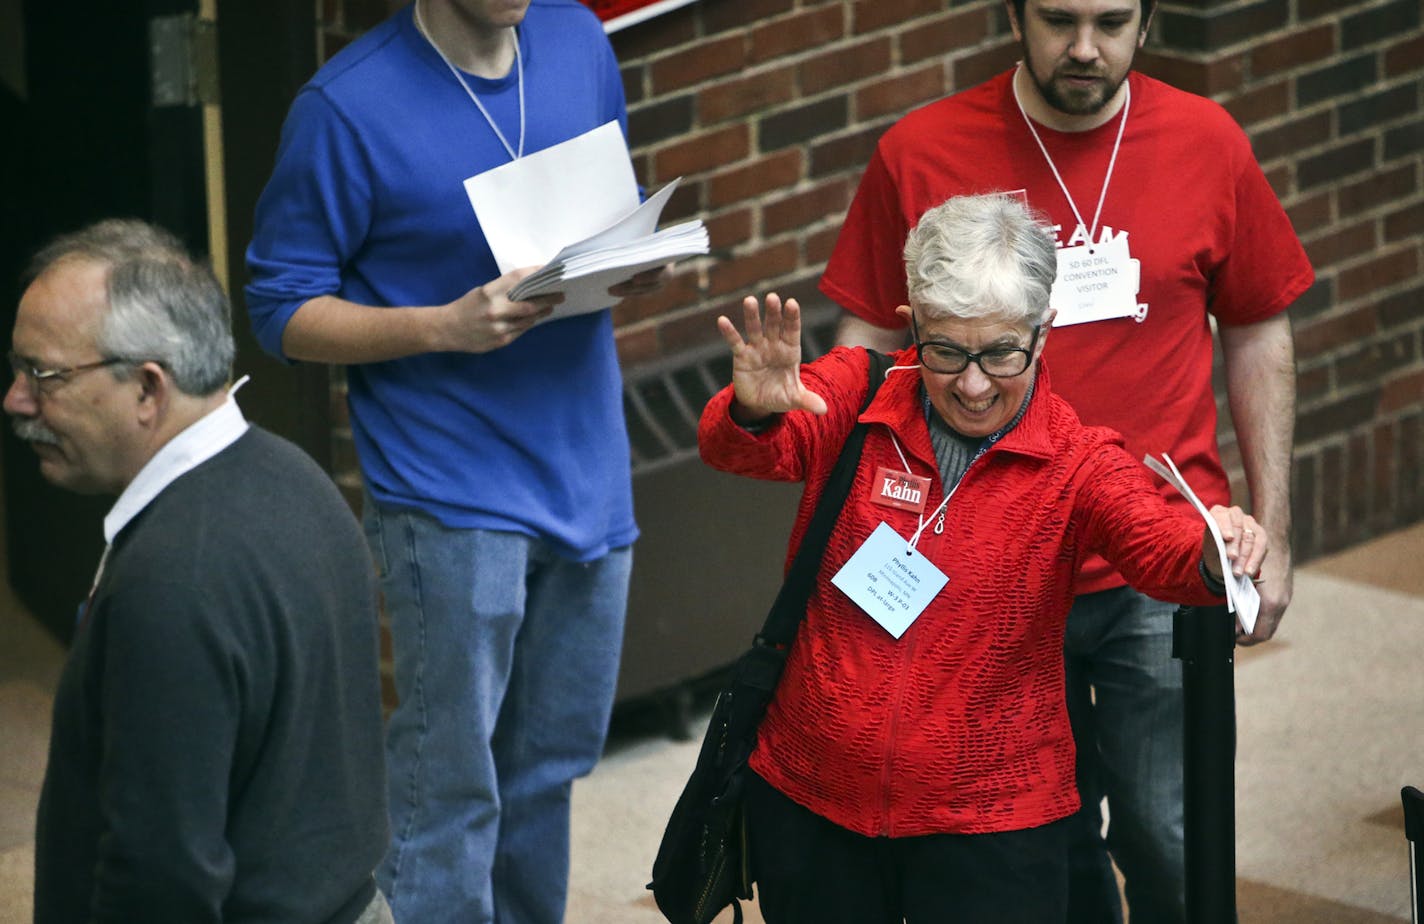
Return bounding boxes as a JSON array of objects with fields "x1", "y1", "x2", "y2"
[
  {"x1": 464, "y1": 120, "x2": 710, "y2": 321},
  {"x1": 1143, "y1": 452, "x2": 1260, "y2": 633},
  {"x1": 507, "y1": 178, "x2": 708, "y2": 316}
]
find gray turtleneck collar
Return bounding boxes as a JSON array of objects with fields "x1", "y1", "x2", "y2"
[{"x1": 922, "y1": 376, "x2": 1037, "y2": 490}]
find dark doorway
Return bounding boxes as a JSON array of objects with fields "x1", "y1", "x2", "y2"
[
  {"x1": 2, "y1": 0, "x2": 329, "y2": 644},
  {"x1": 2, "y1": 0, "x2": 209, "y2": 643}
]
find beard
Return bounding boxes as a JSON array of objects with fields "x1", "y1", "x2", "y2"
[
  {"x1": 12, "y1": 417, "x2": 61, "y2": 446},
  {"x1": 1022, "y1": 47, "x2": 1130, "y2": 117}
]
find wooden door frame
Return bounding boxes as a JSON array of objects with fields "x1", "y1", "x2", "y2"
[
  {"x1": 0, "y1": 0, "x2": 332, "y2": 641},
  {"x1": 215, "y1": 0, "x2": 332, "y2": 471}
]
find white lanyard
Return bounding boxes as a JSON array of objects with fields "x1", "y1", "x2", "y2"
[
  {"x1": 1012, "y1": 66, "x2": 1130, "y2": 250},
  {"x1": 888, "y1": 432, "x2": 956, "y2": 548},
  {"x1": 414, "y1": 1, "x2": 526, "y2": 161}
]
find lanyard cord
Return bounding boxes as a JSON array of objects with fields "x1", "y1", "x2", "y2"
[
  {"x1": 887, "y1": 395, "x2": 1018, "y2": 551},
  {"x1": 1012, "y1": 66, "x2": 1130, "y2": 251},
  {"x1": 414, "y1": 0, "x2": 525, "y2": 161},
  {"x1": 888, "y1": 431, "x2": 956, "y2": 553},
  {"x1": 909, "y1": 486, "x2": 956, "y2": 551}
]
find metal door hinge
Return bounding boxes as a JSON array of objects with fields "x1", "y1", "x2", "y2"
[{"x1": 150, "y1": 13, "x2": 220, "y2": 107}]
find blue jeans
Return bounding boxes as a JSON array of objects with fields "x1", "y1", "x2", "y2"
[
  {"x1": 364, "y1": 500, "x2": 631, "y2": 924},
  {"x1": 1063, "y1": 586, "x2": 1185, "y2": 924}
]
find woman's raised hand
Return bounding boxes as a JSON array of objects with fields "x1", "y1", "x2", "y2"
[{"x1": 717, "y1": 293, "x2": 828, "y2": 421}]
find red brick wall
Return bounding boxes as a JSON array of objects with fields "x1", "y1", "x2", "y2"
[
  {"x1": 321, "y1": 0, "x2": 1424, "y2": 563},
  {"x1": 607, "y1": 0, "x2": 1424, "y2": 562}
]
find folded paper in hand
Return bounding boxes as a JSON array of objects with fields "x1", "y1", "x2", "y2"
[
  {"x1": 1142, "y1": 452, "x2": 1260, "y2": 634},
  {"x1": 507, "y1": 178, "x2": 708, "y2": 317},
  {"x1": 463, "y1": 120, "x2": 707, "y2": 322}
]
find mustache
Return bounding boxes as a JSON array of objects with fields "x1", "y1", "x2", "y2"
[{"x1": 12, "y1": 417, "x2": 60, "y2": 447}]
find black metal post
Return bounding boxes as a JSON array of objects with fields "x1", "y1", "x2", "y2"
[
  {"x1": 1401, "y1": 786, "x2": 1424, "y2": 923},
  {"x1": 1172, "y1": 604, "x2": 1238, "y2": 924}
]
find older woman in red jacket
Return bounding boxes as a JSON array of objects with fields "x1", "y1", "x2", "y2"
[{"x1": 697, "y1": 193, "x2": 1266, "y2": 923}]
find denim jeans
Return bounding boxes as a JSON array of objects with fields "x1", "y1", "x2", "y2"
[
  {"x1": 1063, "y1": 586, "x2": 1185, "y2": 924},
  {"x1": 364, "y1": 500, "x2": 631, "y2": 924}
]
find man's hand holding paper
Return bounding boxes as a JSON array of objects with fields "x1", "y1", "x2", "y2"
[
  {"x1": 441, "y1": 265, "x2": 563, "y2": 354},
  {"x1": 608, "y1": 265, "x2": 673, "y2": 299},
  {"x1": 464, "y1": 120, "x2": 703, "y2": 321}
]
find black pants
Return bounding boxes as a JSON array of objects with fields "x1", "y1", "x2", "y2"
[{"x1": 745, "y1": 770, "x2": 1069, "y2": 924}]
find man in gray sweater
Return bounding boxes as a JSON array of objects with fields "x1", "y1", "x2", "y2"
[{"x1": 6, "y1": 219, "x2": 390, "y2": 924}]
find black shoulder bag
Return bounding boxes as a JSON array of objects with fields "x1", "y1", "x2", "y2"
[{"x1": 648, "y1": 350, "x2": 894, "y2": 924}]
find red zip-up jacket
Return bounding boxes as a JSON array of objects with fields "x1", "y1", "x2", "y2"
[{"x1": 698, "y1": 347, "x2": 1224, "y2": 837}]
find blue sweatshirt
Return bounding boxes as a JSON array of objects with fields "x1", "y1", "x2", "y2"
[{"x1": 245, "y1": 0, "x2": 636, "y2": 560}]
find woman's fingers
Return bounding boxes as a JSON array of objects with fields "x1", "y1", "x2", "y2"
[
  {"x1": 1226, "y1": 512, "x2": 1267, "y2": 578},
  {"x1": 716, "y1": 314, "x2": 747, "y2": 351},
  {"x1": 742, "y1": 294, "x2": 766, "y2": 342}
]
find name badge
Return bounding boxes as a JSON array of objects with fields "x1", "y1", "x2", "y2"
[
  {"x1": 830, "y1": 522, "x2": 949, "y2": 639},
  {"x1": 1050, "y1": 234, "x2": 1144, "y2": 327},
  {"x1": 870, "y1": 467, "x2": 930, "y2": 513}
]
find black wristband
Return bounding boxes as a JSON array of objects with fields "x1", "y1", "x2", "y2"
[
  {"x1": 1198, "y1": 558, "x2": 1227, "y2": 596},
  {"x1": 737, "y1": 413, "x2": 780, "y2": 434}
]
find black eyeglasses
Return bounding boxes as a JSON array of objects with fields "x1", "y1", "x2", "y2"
[
  {"x1": 910, "y1": 315, "x2": 1041, "y2": 378},
  {"x1": 7, "y1": 351, "x2": 129, "y2": 394}
]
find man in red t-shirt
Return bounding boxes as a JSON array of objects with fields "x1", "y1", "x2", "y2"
[{"x1": 821, "y1": 0, "x2": 1312, "y2": 920}]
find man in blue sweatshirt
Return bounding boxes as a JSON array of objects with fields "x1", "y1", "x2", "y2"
[{"x1": 245, "y1": 2, "x2": 656, "y2": 922}]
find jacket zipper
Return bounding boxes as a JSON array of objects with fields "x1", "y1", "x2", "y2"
[
  {"x1": 878, "y1": 621, "x2": 920, "y2": 836},
  {"x1": 875, "y1": 447, "x2": 986, "y2": 836},
  {"x1": 876, "y1": 452, "x2": 946, "y2": 836}
]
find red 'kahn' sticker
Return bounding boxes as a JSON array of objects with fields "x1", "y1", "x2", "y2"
[{"x1": 870, "y1": 467, "x2": 930, "y2": 513}]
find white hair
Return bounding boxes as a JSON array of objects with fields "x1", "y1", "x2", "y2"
[{"x1": 904, "y1": 193, "x2": 1057, "y2": 327}]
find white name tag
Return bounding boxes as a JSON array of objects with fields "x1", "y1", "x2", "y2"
[
  {"x1": 1050, "y1": 234, "x2": 1144, "y2": 327},
  {"x1": 830, "y1": 522, "x2": 949, "y2": 638}
]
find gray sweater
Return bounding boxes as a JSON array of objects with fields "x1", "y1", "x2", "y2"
[{"x1": 35, "y1": 427, "x2": 388, "y2": 924}]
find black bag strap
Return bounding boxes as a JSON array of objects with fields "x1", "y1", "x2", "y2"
[{"x1": 756, "y1": 349, "x2": 894, "y2": 649}]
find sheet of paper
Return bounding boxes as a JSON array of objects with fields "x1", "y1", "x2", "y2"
[
  {"x1": 463, "y1": 120, "x2": 639, "y2": 274},
  {"x1": 510, "y1": 216, "x2": 708, "y2": 318},
  {"x1": 1143, "y1": 453, "x2": 1259, "y2": 633},
  {"x1": 513, "y1": 218, "x2": 703, "y2": 295},
  {"x1": 548, "y1": 179, "x2": 681, "y2": 261},
  {"x1": 540, "y1": 253, "x2": 690, "y2": 320}
]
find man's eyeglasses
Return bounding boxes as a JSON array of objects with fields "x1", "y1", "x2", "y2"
[
  {"x1": 910, "y1": 315, "x2": 1041, "y2": 378},
  {"x1": 7, "y1": 351, "x2": 129, "y2": 394}
]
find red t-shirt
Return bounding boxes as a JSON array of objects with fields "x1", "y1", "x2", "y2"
[{"x1": 821, "y1": 70, "x2": 1314, "y2": 594}]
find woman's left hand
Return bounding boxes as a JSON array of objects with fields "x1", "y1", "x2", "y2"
[{"x1": 1204, "y1": 505, "x2": 1268, "y2": 584}]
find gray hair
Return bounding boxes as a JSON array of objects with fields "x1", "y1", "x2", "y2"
[
  {"x1": 27, "y1": 219, "x2": 233, "y2": 396},
  {"x1": 904, "y1": 193, "x2": 1057, "y2": 327}
]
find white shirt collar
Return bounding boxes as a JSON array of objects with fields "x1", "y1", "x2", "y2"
[{"x1": 103, "y1": 379, "x2": 251, "y2": 544}]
